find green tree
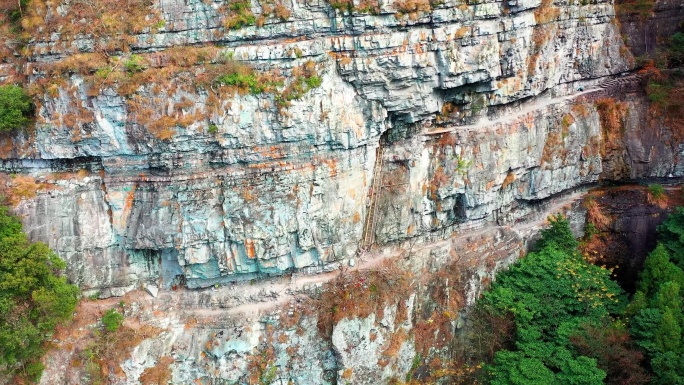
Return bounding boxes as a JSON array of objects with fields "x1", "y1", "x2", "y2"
[
  {"x1": 532, "y1": 214, "x2": 579, "y2": 252},
  {"x1": 651, "y1": 352, "x2": 684, "y2": 385},
  {"x1": 490, "y1": 351, "x2": 556, "y2": 385},
  {"x1": 649, "y1": 184, "x2": 666, "y2": 199},
  {"x1": 629, "y1": 247, "x2": 684, "y2": 357},
  {"x1": 0, "y1": 205, "x2": 78, "y2": 381},
  {"x1": 629, "y1": 217, "x2": 684, "y2": 384},
  {"x1": 482, "y1": 216, "x2": 624, "y2": 384},
  {"x1": 657, "y1": 207, "x2": 684, "y2": 269},
  {"x1": 0, "y1": 85, "x2": 32, "y2": 131},
  {"x1": 631, "y1": 308, "x2": 664, "y2": 356},
  {"x1": 669, "y1": 32, "x2": 684, "y2": 65},
  {"x1": 635, "y1": 244, "x2": 684, "y2": 298},
  {"x1": 102, "y1": 308, "x2": 124, "y2": 332}
]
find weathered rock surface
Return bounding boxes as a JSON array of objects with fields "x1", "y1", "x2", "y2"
[
  {"x1": 3, "y1": 0, "x2": 666, "y2": 294},
  {"x1": 617, "y1": 0, "x2": 684, "y2": 57},
  {"x1": 581, "y1": 184, "x2": 684, "y2": 292},
  {"x1": 38, "y1": 222, "x2": 532, "y2": 385},
  {"x1": 1, "y1": 0, "x2": 684, "y2": 381}
]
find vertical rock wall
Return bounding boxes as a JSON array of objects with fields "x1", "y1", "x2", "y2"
[{"x1": 0, "y1": 0, "x2": 679, "y2": 294}]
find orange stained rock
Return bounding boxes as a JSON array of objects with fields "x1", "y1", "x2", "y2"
[
  {"x1": 323, "y1": 158, "x2": 338, "y2": 177},
  {"x1": 123, "y1": 184, "x2": 137, "y2": 215},
  {"x1": 245, "y1": 239, "x2": 256, "y2": 259}
]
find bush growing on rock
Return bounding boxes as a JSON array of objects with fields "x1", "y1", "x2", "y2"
[
  {"x1": 670, "y1": 32, "x2": 684, "y2": 65},
  {"x1": 0, "y1": 204, "x2": 79, "y2": 382},
  {"x1": 102, "y1": 308, "x2": 124, "y2": 332},
  {"x1": 0, "y1": 84, "x2": 32, "y2": 131},
  {"x1": 223, "y1": 0, "x2": 256, "y2": 29}
]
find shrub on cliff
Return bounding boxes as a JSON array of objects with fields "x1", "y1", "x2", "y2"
[
  {"x1": 0, "y1": 0, "x2": 28, "y2": 22},
  {"x1": 0, "y1": 205, "x2": 79, "y2": 382},
  {"x1": 670, "y1": 32, "x2": 684, "y2": 65},
  {"x1": 223, "y1": 0, "x2": 256, "y2": 29},
  {"x1": 0, "y1": 84, "x2": 32, "y2": 131},
  {"x1": 481, "y1": 215, "x2": 628, "y2": 385},
  {"x1": 102, "y1": 308, "x2": 124, "y2": 332}
]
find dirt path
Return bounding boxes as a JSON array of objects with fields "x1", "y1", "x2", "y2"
[
  {"x1": 131, "y1": 188, "x2": 588, "y2": 319},
  {"x1": 424, "y1": 88, "x2": 602, "y2": 136}
]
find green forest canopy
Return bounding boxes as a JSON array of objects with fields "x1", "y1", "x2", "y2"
[
  {"x1": 481, "y1": 215, "x2": 628, "y2": 385},
  {"x1": 480, "y1": 210, "x2": 684, "y2": 385}
]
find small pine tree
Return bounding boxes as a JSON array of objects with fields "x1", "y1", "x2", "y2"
[
  {"x1": 0, "y1": 85, "x2": 32, "y2": 131},
  {"x1": 102, "y1": 308, "x2": 124, "y2": 332}
]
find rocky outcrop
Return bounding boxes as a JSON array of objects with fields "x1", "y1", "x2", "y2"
[
  {"x1": 616, "y1": 0, "x2": 684, "y2": 57},
  {"x1": 2, "y1": 0, "x2": 656, "y2": 295},
  {"x1": 0, "y1": 0, "x2": 679, "y2": 382},
  {"x1": 38, "y1": 223, "x2": 529, "y2": 385}
]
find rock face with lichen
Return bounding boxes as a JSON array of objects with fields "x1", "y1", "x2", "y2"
[
  {"x1": 2, "y1": 0, "x2": 667, "y2": 296},
  {"x1": 1, "y1": 0, "x2": 683, "y2": 382}
]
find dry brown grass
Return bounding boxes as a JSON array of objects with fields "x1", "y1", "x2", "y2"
[
  {"x1": 453, "y1": 26, "x2": 470, "y2": 39},
  {"x1": 540, "y1": 130, "x2": 564, "y2": 167},
  {"x1": 21, "y1": 0, "x2": 162, "y2": 52},
  {"x1": 436, "y1": 102, "x2": 459, "y2": 123},
  {"x1": 383, "y1": 329, "x2": 409, "y2": 358},
  {"x1": 139, "y1": 356, "x2": 174, "y2": 385},
  {"x1": 394, "y1": 0, "x2": 431, "y2": 18},
  {"x1": 595, "y1": 98, "x2": 627, "y2": 158},
  {"x1": 534, "y1": 0, "x2": 560, "y2": 24},
  {"x1": 561, "y1": 114, "x2": 575, "y2": 131},
  {"x1": 584, "y1": 196, "x2": 611, "y2": 230},
  {"x1": 429, "y1": 166, "x2": 449, "y2": 199},
  {"x1": 0, "y1": 174, "x2": 56, "y2": 206},
  {"x1": 147, "y1": 116, "x2": 178, "y2": 141},
  {"x1": 72, "y1": 323, "x2": 164, "y2": 382},
  {"x1": 313, "y1": 260, "x2": 413, "y2": 337},
  {"x1": 246, "y1": 325, "x2": 278, "y2": 384},
  {"x1": 527, "y1": 25, "x2": 555, "y2": 74},
  {"x1": 501, "y1": 172, "x2": 515, "y2": 189},
  {"x1": 437, "y1": 133, "x2": 457, "y2": 147},
  {"x1": 274, "y1": 3, "x2": 291, "y2": 20},
  {"x1": 571, "y1": 103, "x2": 591, "y2": 118}
]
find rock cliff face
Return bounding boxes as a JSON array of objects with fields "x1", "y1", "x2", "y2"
[
  {"x1": 1, "y1": 0, "x2": 684, "y2": 381},
  {"x1": 2, "y1": 0, "x2": 665, "y2": 295},
  {"x1": 581, "y1": 185, "x2": 684, "y2": 292},
  {"x1": 616, "y1": 0, "x2": 684, "y2": 57}
]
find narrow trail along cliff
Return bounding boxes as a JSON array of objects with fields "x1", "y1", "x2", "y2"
[
  {"x1": 88, "y1": 187, "x2": 586, "y2": 319},
  {"x1": 425, "y1": 87, "x2": 604, "y2": 136}
]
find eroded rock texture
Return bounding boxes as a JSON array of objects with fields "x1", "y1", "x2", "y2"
[
  {"x1": 2, "y1": 0, "x2": 663, "y2": 296},
  {"x1": 0, "y1": 0, "x2": 680, "y2": 382}
]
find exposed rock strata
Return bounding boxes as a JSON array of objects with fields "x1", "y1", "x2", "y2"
[
  {"x1": 0, "y1": 0, "x2": 680, "y2": 382},
  {"x1": 2, "y1": 0, "x2": 660, "y2": 294},
  {"x1": 616, "y1": 0, "x2": 684, "y2": 57}
]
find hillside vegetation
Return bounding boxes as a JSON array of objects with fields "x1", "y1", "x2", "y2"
[
  {"x1": 0, "y1": 204, "x2": 78, "y2": 382},
  {"x1": 467, "y1": 209, "x2": 684, "y2": 384}
]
